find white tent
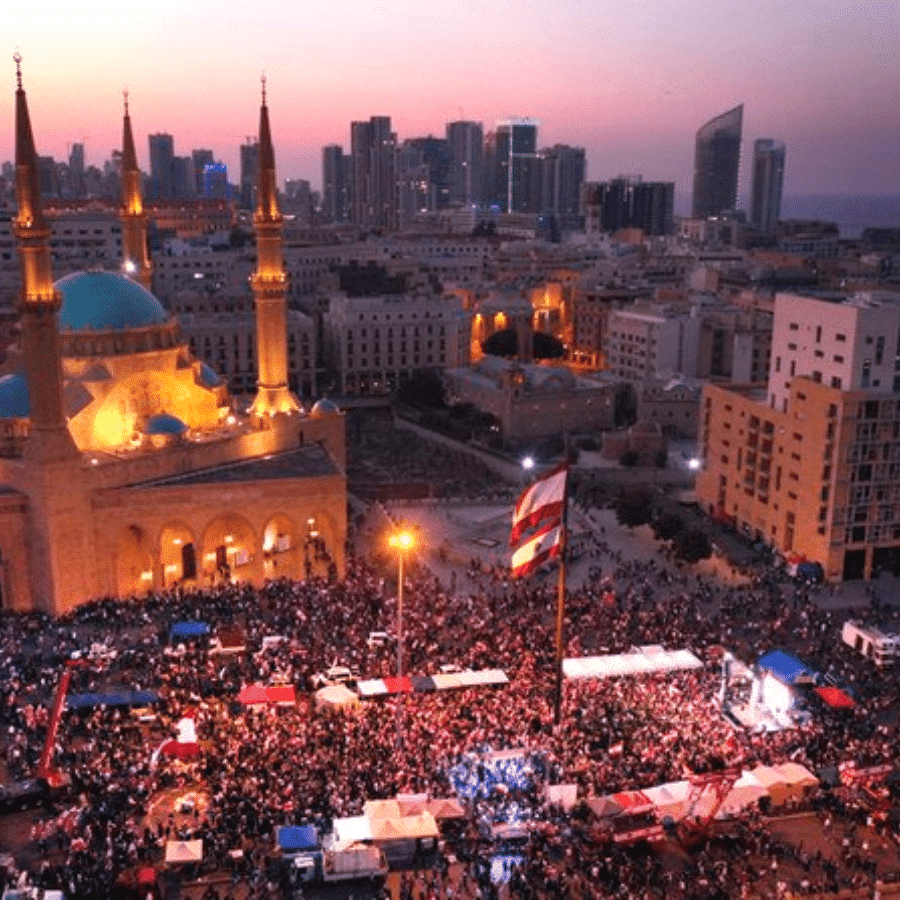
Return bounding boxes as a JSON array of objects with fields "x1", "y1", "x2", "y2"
[
  {"x1": 330, "y1": 816, "x2": 373, "y2": 849},
  {"x1": 364, "y1": 799, "x2": 402, "y2": 820},
  {"x1": 544, "y1": 783, "x2": 579, "y2": 811},
  {"x1": 563, "y1": 647, "x2": 702, "y2": 680},
  {"x1": 718, "y1": 772, "x2": 769, "y2": 818},
  {"x1": 643, "y1": 780, "x2": 691, "y2": 820},
  {"x1": 165, "y1": 839, "x2": 203, "y2": 863},
  {"x1": 771, "y1": 762, "x2": 819, "y2": 802},
  {"x1": 748, "y1": 764, "x2": 791, "y2": 806},
  {"x1": 315, "y1": 684, "x2": 359, "y2": 708}
]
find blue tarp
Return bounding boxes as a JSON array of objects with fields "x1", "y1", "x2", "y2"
[
  {"x1": 757, "y1": 649, "x2": 815, "y2": 685},
  {"x1": 170, "y1": 622, "x2": 210, "y2": 640},
  {"x1": 67, "y1": 690, "x2": 158, "y2": 710},
  {"x1": 277, "y1": 825, "x2": 320, "y2": 853}
]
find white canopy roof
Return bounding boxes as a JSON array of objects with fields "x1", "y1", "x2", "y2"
[{"x1": 563, "y1": 647, "x2": 702, "y2": 680}]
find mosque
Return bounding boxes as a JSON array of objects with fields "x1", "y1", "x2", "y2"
[{"x1": 0, "y1": 58, "x2": 346, "y2": 615}]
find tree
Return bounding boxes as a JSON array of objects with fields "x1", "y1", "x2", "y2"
[
  {"x1": 481, "y1": 328, "x2": 566, "y2": 360},
  {"x1": 615, "y1": 490, "x2": 654, "y2": 529},
  {"x1": 395, "y1": 370, "x2": 445, "y2": 408},
  {"x1": 672, "y1": 528, "x2": 713, "y2": 563},
  {"x1": 652, "y1": 511, "x2": 684, "y2": 541}
]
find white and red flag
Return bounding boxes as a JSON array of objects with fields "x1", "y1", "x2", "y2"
[
  {"x1": 510, "y1": 463, "x2": 567, "y2": 546},
  {"x1": 510, "y1": 464, "x2": 567, "y2": 577}
]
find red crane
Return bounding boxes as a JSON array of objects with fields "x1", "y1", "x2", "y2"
[
  {"x1": 678, "y1": 766, "x2": 742, "y2": 846},
  {"x1": 36, "y1": 658, "x2": 84, "y2": 788}
]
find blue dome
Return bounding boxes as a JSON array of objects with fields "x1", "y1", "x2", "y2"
[
  {"x1": 145, "y1": 413, "x2": 188, "y2": 436},
  {"x1": 0, "y1": 373, "x2": 29, "y2": 418},
  {"x1": 56, "y1": 271, "x2": 169, "y2": 331}
]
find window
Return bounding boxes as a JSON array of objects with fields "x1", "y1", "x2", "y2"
[{"x1": 836, "y1": 333, "x2": 846, "y2": 342}]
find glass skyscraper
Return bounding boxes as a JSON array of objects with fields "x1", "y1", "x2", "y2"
[
  {"x1": 750, "y1": 138, "x2": 786, "y2": 233},
  {"x1": 691, "y1": 104, "x2": 743, "y2": 218}
]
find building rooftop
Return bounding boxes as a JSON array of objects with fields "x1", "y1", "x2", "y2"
[{"x1": 131, "y1": 443, "x2": 338, "y2": 488}]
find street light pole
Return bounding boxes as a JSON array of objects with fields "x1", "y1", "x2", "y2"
[{"x1": 389, "y1": 529, "x2": 414, "y2": 748}]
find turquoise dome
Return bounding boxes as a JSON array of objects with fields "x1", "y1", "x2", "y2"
[
  {"x1": 56, "y1": 271, "x2": 169, "y2": 331},
  {"x1": 0, "y1": 373, "x2": 29, "y2": 418}
]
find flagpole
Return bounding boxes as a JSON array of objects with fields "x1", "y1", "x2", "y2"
[{"x1": 553, "y1": 442, "x2": 569, "y2": 727}]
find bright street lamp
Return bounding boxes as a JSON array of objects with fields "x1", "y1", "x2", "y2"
[{"x1": 388, "y1": 529, "x2": 414, "y2": 746}]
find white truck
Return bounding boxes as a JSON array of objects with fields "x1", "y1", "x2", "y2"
[{"x1": 842, "y1": 620, "x2": 899, "y2": 668}]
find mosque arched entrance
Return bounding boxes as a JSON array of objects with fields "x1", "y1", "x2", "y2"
[
  {"x1": 262, "y1": 514, "x2": 298, "y2": 580},
  {"x1": 115, "y1": 525, "x2": 154, "y2": 597},
  {"x1": 201, "y1": 513, "x2": 257, "y2": 584},
  {"x1": 158, "y1": 521, "x2": 197, "y2": 589}
]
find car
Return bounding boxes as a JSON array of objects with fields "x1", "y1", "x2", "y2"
[
  {"x1": 0, "y1": 778, "x2": 51, "y2": 814},
  {"x1": 310, "y1": 665, "x2": 356, "y2": 691}
]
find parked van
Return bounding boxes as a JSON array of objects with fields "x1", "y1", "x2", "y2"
[{"x1": 842, "y1": 620, "x2": 899, "y2": 668}]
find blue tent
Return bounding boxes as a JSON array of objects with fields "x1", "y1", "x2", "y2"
[
  {"x1": 67, "y1": 689, "x2": 158, "y2": 710},
  {"x1": 757, "y1": 649, "x2": 815, "y2": 685},
  {"x1": 170, "y1": 622, "x2": 211, "y2": 640},
  {"x1": 277, "y1": 825, "x2": 320, "y2": 853}
]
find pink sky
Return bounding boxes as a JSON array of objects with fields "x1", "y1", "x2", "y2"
[{"x1": 4, "y1": 0, "x2": 899, "y2": 198}]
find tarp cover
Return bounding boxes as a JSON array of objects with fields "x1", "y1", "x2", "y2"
[
  {"x1": 756, "y1": 649, "x2": 815, "y2": 685},
  {"x1": 278, "y1": 825, "x2": 319, "y2": 852},
  {"x1": 238, "y1": 684, "x2": 296, "y2": 705},
  {"x1": 815, "y1": 685, "x2": 855, "y2": 708},
  {"x1": 67, "y1": 690, "x2": 158, "y2": 709},
  {"x1": 170, "y1": 622, "x2": 210, "y2": 640}
]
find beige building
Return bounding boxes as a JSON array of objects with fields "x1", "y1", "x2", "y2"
[
  {"x1": 0, "y1": 66, "x2": 346, "y2": 614},
  {"x1": 443, "y1": 355, "x2": 616, "y2": 446},
  {"x1": 697, "y1": 290, "x2": 900, "y2": 580},
  {"x1": 322, "y1": 290, "x2": 469, "y2": 396}
]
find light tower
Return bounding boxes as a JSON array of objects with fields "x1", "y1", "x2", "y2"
[
  {"x1": 120, "y1": 90, "x2": 153, "y2": 291},
  {"x1": 249, "y1": 76, "x2": 301, "y2": 419}
]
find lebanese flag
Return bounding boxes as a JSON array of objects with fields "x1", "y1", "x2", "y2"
[
  {"x1": 510, "y1": 464, "x2": 567, "y2": 546},
  {"x1": 511, "y1": 520, "x2": 563, "y2": 578}
]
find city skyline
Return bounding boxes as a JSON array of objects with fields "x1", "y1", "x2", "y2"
[{"x1": 3, "y1": 0, "x2": 899, "y2": 201}]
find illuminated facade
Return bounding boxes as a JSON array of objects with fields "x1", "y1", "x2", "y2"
[
  {"x1": 0, "y1": 61, "x2": 346, "y2": 614},
  {"x1": 697, "y1": 290, "x2": 900, "y2": 581}
]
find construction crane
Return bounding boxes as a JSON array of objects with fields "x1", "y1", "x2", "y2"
[{"x1": 36, "y1": 658, "x2": 85, "y2": 788}]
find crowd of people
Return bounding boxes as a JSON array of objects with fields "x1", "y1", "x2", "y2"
[{"x1": 0, "y1": 424, "x2": 898, "y2": 899}]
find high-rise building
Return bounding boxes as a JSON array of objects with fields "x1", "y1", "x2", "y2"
[
  {"x1": 446, "y1": 120, "x2": 483, "y2": 206},
  {"x1": 489, "y1": 118, "x2": 539, "y2": 213},
  {"x1": 404, "y1": 136, "x2": 450, "y2": 209},
  {"x1": 750, "y1": 138, "x2": 786, "y2": 233},
  {"x1": 68, "y1": 142, "x2": 85, "y2": 196},
  {"x1": 349, "y1": 116, "x2": 397, "y2": 231},
  {"x1": 148, "y1": 132, "x2": 174, "y2": 200},
  {"x1": 192, "y1": 149, "x2": 214, "y2": 194},
  {"x1": 632, "y1": 181, "x2": 675, "y2": 236},
  {"x1": 172, "y1": 155, "x2": 195, "y2": 200},
  {"x1": 691, "y1": 104, "x2": 743, "y2": 218},
  {"x1": 582, "y1": 177, "x2": 674, "y2": 236},
  {"x1": 240, "y1": 139, "x2": 259, "y2": 210},
  {"x1": 697, "y1": 289, "x2": 900, "y2": 581},
  {"x1": 322, "y1": 144, "x2": 346, "y2": 222},
  {"x1": 203, "y1": 163, "x2": 229, "y2": 199},
  {"x1": 539, "y1": 144, "x2": 586, "y2": 229}
]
